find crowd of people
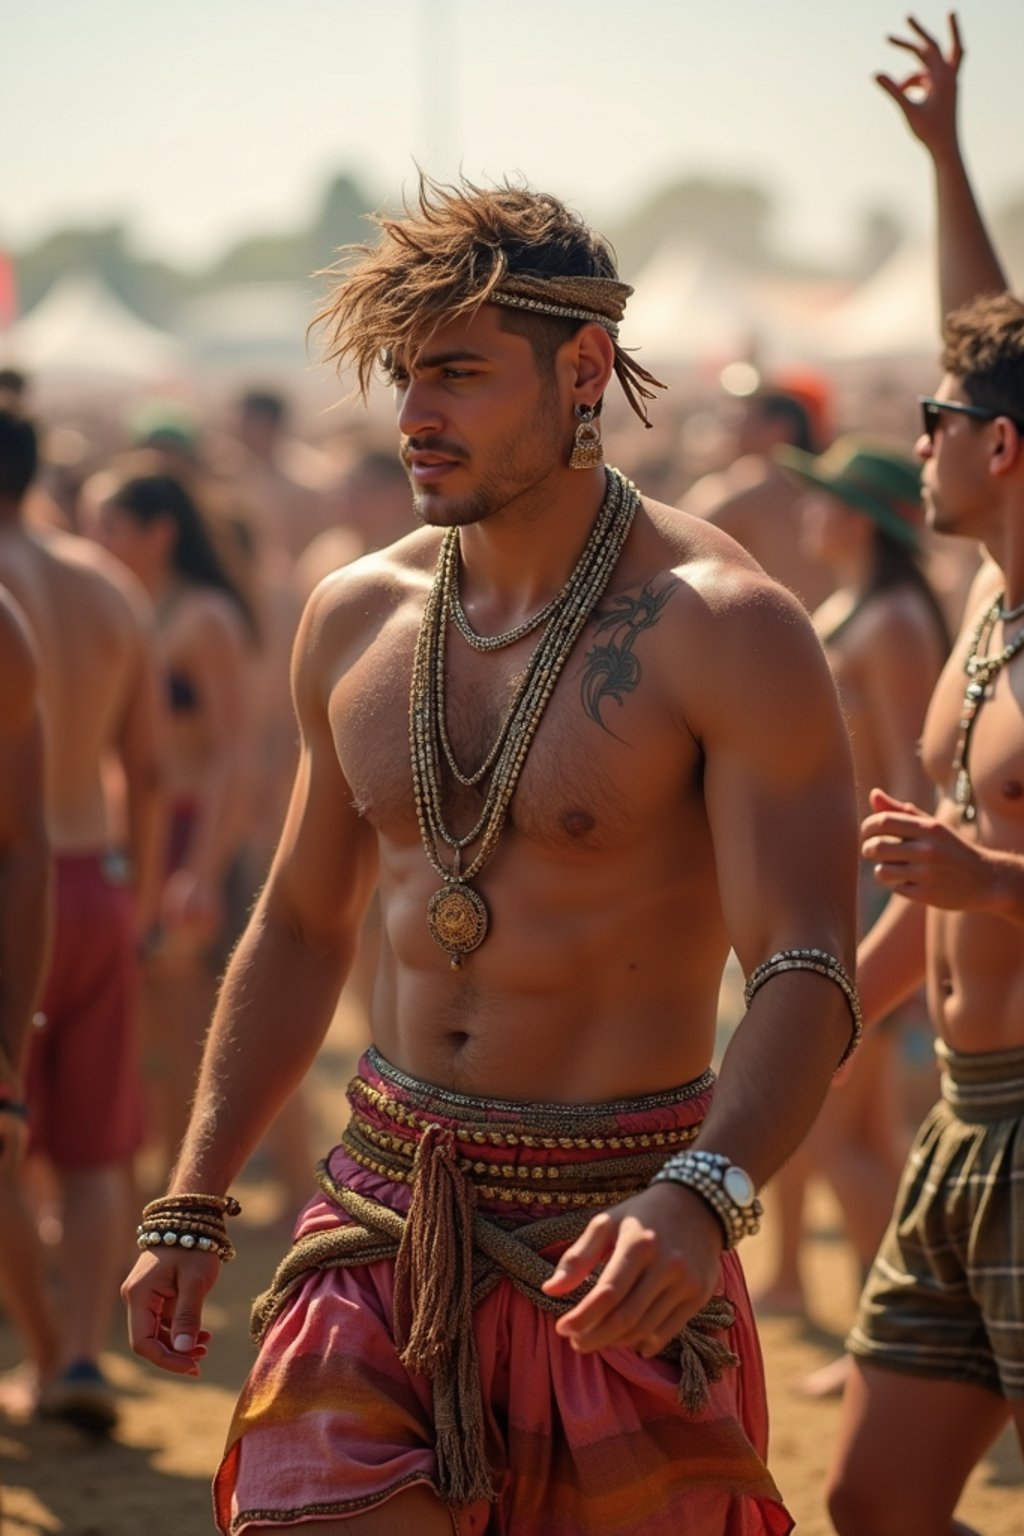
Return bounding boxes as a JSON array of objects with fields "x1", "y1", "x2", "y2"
[{"x1": 1, "y1": 11, "x2": 1023, "y2": 1535}]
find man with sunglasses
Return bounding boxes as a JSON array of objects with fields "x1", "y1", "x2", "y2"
[{"x1": 827, "y1": 15, "x2": 1024, "y2": 1535}]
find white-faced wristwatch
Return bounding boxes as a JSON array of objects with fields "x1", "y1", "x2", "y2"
[{"x1": 651, "y1": 1150, "x2": 762, "y2": 1248}]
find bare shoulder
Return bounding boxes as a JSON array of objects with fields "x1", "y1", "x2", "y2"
[
  {"x1": 292, "y1": 525, "x2": 439, "y2": 701},
  {"x1": 852, "y1": 585, "x2": 944, "y2": 658},
  {"x1": 640, "y1": 497, "x2": 837, "y2": 740},
  {"x1": 642, "y1": 494, "x2": 764, "y2": 581},
  {"x1": 958, "y1": 557, "x2": 1003, "y2": 631},
  {"x1": 0, "y1": 585, "x2": 38, "y2": 728},
  {"x1": 38, "y1": 528, "x2": 152, "y2": 631},
  {"x1": 175, "y1": 586, "x2": 249, "y2": 653},
  {"x1": 679, "y1": 455, "x2": 771, "y2": 523}
]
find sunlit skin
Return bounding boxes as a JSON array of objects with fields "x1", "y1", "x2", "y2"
[
  {"x1": 122, "y1": 301, "x2": 856, "y2": 1402},
  {"x1": 832, "y1": 359, "x2": 1024, "y2": 1531},
  {"x1": 861, "y1": 373, "x2": 1024, "y2": 1054},
  {"x1": 684, "y1": 405, "x2": 835, "y2": 614},
  {"x1": 0, "y1": 586, "x2": 48, "y2": 1171},
  {"x1": 0, "y1": 465, "x2": 162, "y2": 1414},
  {"x1": 85, "y1": 491, "x2": 251, "y2": 948}
]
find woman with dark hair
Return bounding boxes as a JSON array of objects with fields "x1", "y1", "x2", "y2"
[
  {"x1": 85, "y1": 468, "x2": 257, "y2": 1171},
  {"x1": 756, "y1": 439, "x2": 949, "y2": 1390}
]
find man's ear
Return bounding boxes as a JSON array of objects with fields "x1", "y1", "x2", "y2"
[
  {"x1": 560, "y1": 322, "x2": 615, "y2": 407},
  {"x1": 990, "y1": 417, "x2": 1023, "y2": 478}
]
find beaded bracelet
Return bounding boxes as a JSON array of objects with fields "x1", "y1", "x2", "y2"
[
  {"x1": 137, "y1": 1190, "x2": 240, "y2": 1263},
  {"x1": 136, "y1": 1226, "x2": 235, "y2": 1262},
  {"x1": 744, "y1": 947, "x2": 862, "y2": 1069},
  {"x1": 138, "y1": 1216, "x2": 231, "y2": 1243}
]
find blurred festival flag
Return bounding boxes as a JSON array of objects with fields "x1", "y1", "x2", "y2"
[{"x1": 0, "y1": 251, "x2": 18, "y2": 328}]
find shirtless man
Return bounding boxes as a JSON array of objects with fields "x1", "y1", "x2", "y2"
[
  {"x1": 0, "y1": 581, "x2": 48, "y2": 1527},
  {"x1": 826, "y1": 16, "x2": 1024, "y2": 1534},
  {"x1": 682, "y1": 378, "x2": 835, "y2": 612},
  {"x1": 0, "y1": 403, "x2": 163, "y2": 1430},
  {"x1": 0, "y1": 583, "x2": 49, "y2": 1169},
  {"x1": 123, "y1": 180, "x2": 859, "y2": 1536},
  {"x1": 232, "y1": 388, "x2": 331, "y2": 564}
]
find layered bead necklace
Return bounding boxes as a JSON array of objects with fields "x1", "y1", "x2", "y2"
[
  {"x1": 409, "y1": 467, "x2": 639, "y2": 967},
  {"x1": 952, "y1": 591, "x2": 1024, "y2": 822}
]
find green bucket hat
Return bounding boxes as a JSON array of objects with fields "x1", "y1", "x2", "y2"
[{"x1": 775, "y1": 435, "x2": 923, "y2": 548}]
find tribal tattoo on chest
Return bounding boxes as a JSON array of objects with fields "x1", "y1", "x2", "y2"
[{"x1": 581, "y1": 579, "x2": 675, "y2": 737}]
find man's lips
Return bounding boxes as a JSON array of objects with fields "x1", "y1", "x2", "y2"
[{"x1": 406, "y1": 451, "x2": 462, "y2": 481}]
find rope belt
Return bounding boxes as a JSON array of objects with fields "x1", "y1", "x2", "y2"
[{"x1": 252, "y1": 1097, "x2": 738, "y2": 1508}]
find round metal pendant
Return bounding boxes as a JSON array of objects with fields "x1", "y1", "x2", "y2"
[{"x1": 427, "y1": 882, "x2": 489, "y2": 962}]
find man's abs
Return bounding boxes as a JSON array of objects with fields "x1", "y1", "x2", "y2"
[{"x1": 928, "y1": 904, "x2": 1024, "y2": 1053}]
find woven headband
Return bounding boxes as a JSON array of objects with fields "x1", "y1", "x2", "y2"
[{"x1": 490, "y1": 274, "x2": 634, "y2": 340}]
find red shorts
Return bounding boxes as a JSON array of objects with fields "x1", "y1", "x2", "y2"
[{"x1": 27, "y1": 851, "x2": 143, "y2": 1168}]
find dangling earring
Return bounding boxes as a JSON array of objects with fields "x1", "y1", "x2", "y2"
[{"x1": 569, "y1": 403, "x2": 603, "y2": 470}]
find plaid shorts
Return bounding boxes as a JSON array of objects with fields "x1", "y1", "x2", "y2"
[{"x1": 847, "y1": 1039, "x2": 1024, "y2": 1400}]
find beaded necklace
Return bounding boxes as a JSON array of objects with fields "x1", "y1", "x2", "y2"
[
  {"x1": 446, "y1": 486, "x2": 623, "y2": 654},
  {"x1": 997, "y1": 592, "x2": 1024, "y2": 623},
  {"x1": 952, "y1": 592, "x2": 1024, "y2": 822},
  {"x1": 409, "y1": 467, "x2": 639, "y2": 967}
]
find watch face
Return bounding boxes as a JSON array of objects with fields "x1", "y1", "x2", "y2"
[{"x1": 723, "y1": 1165, "x2": 755, "y2": 1208}]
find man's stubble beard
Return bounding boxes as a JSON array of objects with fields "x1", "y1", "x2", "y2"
[{"x1": 410, "y1": 383, "x2": 567, "y2": 529}]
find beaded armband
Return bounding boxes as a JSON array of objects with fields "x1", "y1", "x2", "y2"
[
  {"x1": 136, "y1": 1191, "x2": 242, "y2": 1263},
  {"x1": 744, "y1": 947, "x2": 862, "y2": 1070},
  {"x1": 651, "y1": 1150, "x2": 762, "y2": 1249}
]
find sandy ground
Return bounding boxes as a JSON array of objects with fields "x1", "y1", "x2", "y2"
[{"x1": 2, "y1": 990, "x2": 1022, "y2": 1536}]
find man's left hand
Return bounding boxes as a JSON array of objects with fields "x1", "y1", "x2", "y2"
[{"x1": 541, "y1": 1181, "x2": 724, "y2": 1358}]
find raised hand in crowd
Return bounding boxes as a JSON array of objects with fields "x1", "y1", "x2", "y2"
[{"x1": 877, "y1": 11, "x2": 1006, "y2": 313}]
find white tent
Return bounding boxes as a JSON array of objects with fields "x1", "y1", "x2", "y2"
[
  {"x1": 621, "y1": 240, "x2": 761, "y2": 367},
  {"x1": 176, "y1": 281, "x2": 345, "y2": 413},
  {"x1": 1, "y1": 271, "x2": 187, "y2": 391},
  {"x1": 178, "y1": 281, "x2": 315, "y2": 370},
  {"x1": 620, "y1": 238, "x2": 845, "y2": 372},
  {"x1": 811, "y1": 241, "x2": 939, "y2": 362}
]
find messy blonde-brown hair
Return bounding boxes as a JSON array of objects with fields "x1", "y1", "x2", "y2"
[{"x1": 312, "y1": 175, "x2": 663, "y2": 425}]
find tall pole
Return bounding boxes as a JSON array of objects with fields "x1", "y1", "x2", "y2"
[{"x1": 417, "y1": 0, "x2": 459, "y2": 178}]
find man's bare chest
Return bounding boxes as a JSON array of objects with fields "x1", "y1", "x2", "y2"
[
  {"x1": 922, "y1": 645, "x2": 1024, "y2": 824},
  {"x1": 330, "y1": 601, "x2": 696, "y2": 853}
]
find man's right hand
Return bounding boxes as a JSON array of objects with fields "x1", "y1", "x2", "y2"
[
  {"x1": 121, "y1": 1249, "x2": 218, "y2": 1376},
  {"x1": 876, "y1": 12, "x2": 963, "y2": 163}
]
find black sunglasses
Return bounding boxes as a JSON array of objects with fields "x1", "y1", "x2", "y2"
[{"x1": 919, "y1": 395, "x2": 1024, "y2": 441}]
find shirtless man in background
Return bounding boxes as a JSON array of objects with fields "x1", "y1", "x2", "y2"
[
  {"x1": 0, "y1": 583, "x2": 49, "y2": 1169},
  {"x1": 0, "y1": 581, "x2": 48, "y2": 1529},
  {"x1": 123, "y1": 179, "x2": 859, "y2": 1535},
  {"x1": 0, "y1": 403, "x2": 163, "y2": 1430},
  {"x1": 827, "y1": 15, "x2": 1024, "y2": 1533},
  {"x1": 683, "y1": 377, "x2": 835, "y2": 613}
]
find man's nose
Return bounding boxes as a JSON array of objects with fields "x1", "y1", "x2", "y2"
[
  {"x1": 913, "y1": 431, "x2": 933, "y2": 463},
  {"x1": 397, "y1": 379, "x2": 444, "y2": 440}
]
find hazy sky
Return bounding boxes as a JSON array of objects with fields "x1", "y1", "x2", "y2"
[{"x1": 5, "y1": 1, "x2": 1022, "y2": 275}]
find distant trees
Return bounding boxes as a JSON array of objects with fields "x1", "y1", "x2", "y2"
[{"x1": 8, "y1": 164, "x2": 1020, "y2": 330}]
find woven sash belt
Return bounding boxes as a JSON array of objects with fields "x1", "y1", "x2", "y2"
[{"x1": 252, "y1": 1094, "x2": 739, "y2": 1507}]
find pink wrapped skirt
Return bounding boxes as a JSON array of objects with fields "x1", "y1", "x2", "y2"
[{"x1": 215, "y1": 1049, "x2": 791, "y2": 1535}]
